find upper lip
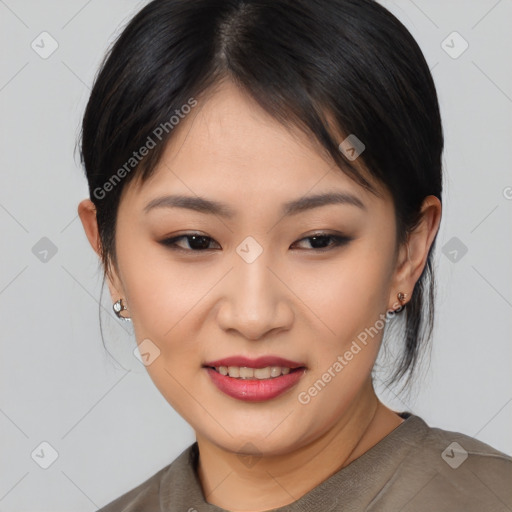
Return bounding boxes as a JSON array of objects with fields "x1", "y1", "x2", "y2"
[{"x1": 203, "y1": 355, "x2": 306, "y2": 369}]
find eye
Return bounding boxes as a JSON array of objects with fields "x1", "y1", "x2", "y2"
[
  {"x1": 290, "y1": 232, "x2": 352, "y2": 251},
  {"x1": 159, "y1": 233, "x2": 220, "y2": 252},
  {"x1": 159, "y1": 231, "x2": 352, "y2": 253}
]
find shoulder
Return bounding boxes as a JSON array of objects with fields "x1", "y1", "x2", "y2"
[
  {"x1": 376, "y1": 414, "x2": 512, "y2": 511},
  {"x1": 96, "y1": 443, "x2": 195, "y2": 512}
]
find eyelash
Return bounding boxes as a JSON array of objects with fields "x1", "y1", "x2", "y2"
[{"x1": 159, "y1": 232, "x2": 352, "y2": 253}]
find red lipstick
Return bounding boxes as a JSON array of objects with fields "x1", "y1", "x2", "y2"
[
  {"x1": 203, "y1": 355, "x2": 307, "y2": 402},
  {"x1": 204, "y1": 355, "x2": 305, "y2": 369}
]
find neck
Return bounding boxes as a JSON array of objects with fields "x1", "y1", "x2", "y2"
[{"x1": 195, "y1": 380, "x2": 404, "y2": 512}]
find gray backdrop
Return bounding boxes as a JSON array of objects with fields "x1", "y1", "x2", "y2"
[{"x1": 1, "y1": 0, "x2": 511, "y2": 510}]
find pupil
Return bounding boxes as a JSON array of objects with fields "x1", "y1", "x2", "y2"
[
  {"x1": 310, "y1": 235, "x2": 330, "y2": 249},
  {"x1": 189, "y1": 235, "x2": 210, "y2": 250}
]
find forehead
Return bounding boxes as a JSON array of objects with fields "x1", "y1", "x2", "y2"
[{"x1": 125, "y1": 80, "x2": 390, "y2": 213}]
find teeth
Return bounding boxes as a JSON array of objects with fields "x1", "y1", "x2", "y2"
[
  {"x1": 254, "y1": 367, "x2": 270, "y2": 379},
  {"x1": 239, "y1": 367, "x2": 253, "y2": 379},
  {"x1": 215, "y1": 365, "x2": 296, "y2": 379},
  {"x1": 270, "y1": 366, "x2": 281, "y2": 377},
  {"x1": 227, "y1": 366, "x2": 239, "y2": 377}
]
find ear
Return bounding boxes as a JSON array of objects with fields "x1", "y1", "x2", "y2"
[
  {"x1": 77, "y1": 199, "x2": 124, "y2": 302},
  {"x1": 388, "y1": 195, "x2": 442, "y2": 310}
]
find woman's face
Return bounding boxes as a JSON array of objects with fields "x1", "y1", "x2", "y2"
[{"x1": 101, "y1": 80, "x2": 406, "y2": 455}]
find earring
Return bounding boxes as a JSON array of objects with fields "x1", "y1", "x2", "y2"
[
  {"x1": 397, "y1": 291, "x2": 408, "y2": 304},
  {"x1": 113, "y1": 298, "x2": 131, "y2": 321}
]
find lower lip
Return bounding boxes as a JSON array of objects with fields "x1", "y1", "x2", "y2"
[{"x1": 204, "y1": 367, "x2": 306, "y2": 402}]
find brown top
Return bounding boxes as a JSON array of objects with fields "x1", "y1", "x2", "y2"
[{"x1": 97, "y1": 412, "x2": 512, "y2": 511}]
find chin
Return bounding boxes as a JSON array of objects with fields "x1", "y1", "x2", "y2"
[{"x1": 199, "y1": 423, "x2": 298, "y2": 454}]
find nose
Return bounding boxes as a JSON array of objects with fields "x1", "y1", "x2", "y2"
[{"x1": 216, "y1": 249, "x2": 294, "y2": 341}]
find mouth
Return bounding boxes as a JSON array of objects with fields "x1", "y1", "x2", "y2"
[
  {"x1": 204, "y1": 365, "x2": 305, "y2": 380},
  {"x1": 202, "y1": 360, "x2": 307, "y2": 402}
]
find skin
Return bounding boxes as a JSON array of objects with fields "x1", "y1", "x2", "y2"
[{"x1": 79, "y1": 79, "x2": 441, "y2": 512}]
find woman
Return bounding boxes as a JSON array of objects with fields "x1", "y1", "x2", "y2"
[{"x1": 77, "y1": 0, "x2": 512, "y2": 510}]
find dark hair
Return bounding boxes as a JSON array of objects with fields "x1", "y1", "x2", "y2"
[{"x1": 79, "y1": 0, "x2": 443, "y2": 388}]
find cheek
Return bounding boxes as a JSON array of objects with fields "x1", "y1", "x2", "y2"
[
  {"x1": 118, "y1": 244, "x2": 213, "y2": 420},
  {"x1": 294, "y1": 245, "x2": 393, "y2": 354},
  {"x1": 119, "y1": 235, "x2": 213, "y2": 338},
  {"x1": 291, "y1": 248, "x2": 392, "y2": 430}
]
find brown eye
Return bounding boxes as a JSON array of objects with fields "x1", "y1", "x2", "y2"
[
  {"x1": 291, "y1": 233, "x2": 352, "y2": 251},
  {"x1": 160, "y1": 234, "x2": 220, "y2": 252}
]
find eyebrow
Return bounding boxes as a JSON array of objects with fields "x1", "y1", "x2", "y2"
[{"x1": 143, "y1": 191, "x2": 366, "y2": 218}]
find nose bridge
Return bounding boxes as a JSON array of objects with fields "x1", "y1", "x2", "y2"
[
  {"x1": 218, "y1": 238, "x2": 291, "y2": 339},
  {"x1": 234, "y1": 241, "x2": 278, "y2": 312},
  {"x1": 236, "y1": 249, "x2": 274, "y2": 300}
]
